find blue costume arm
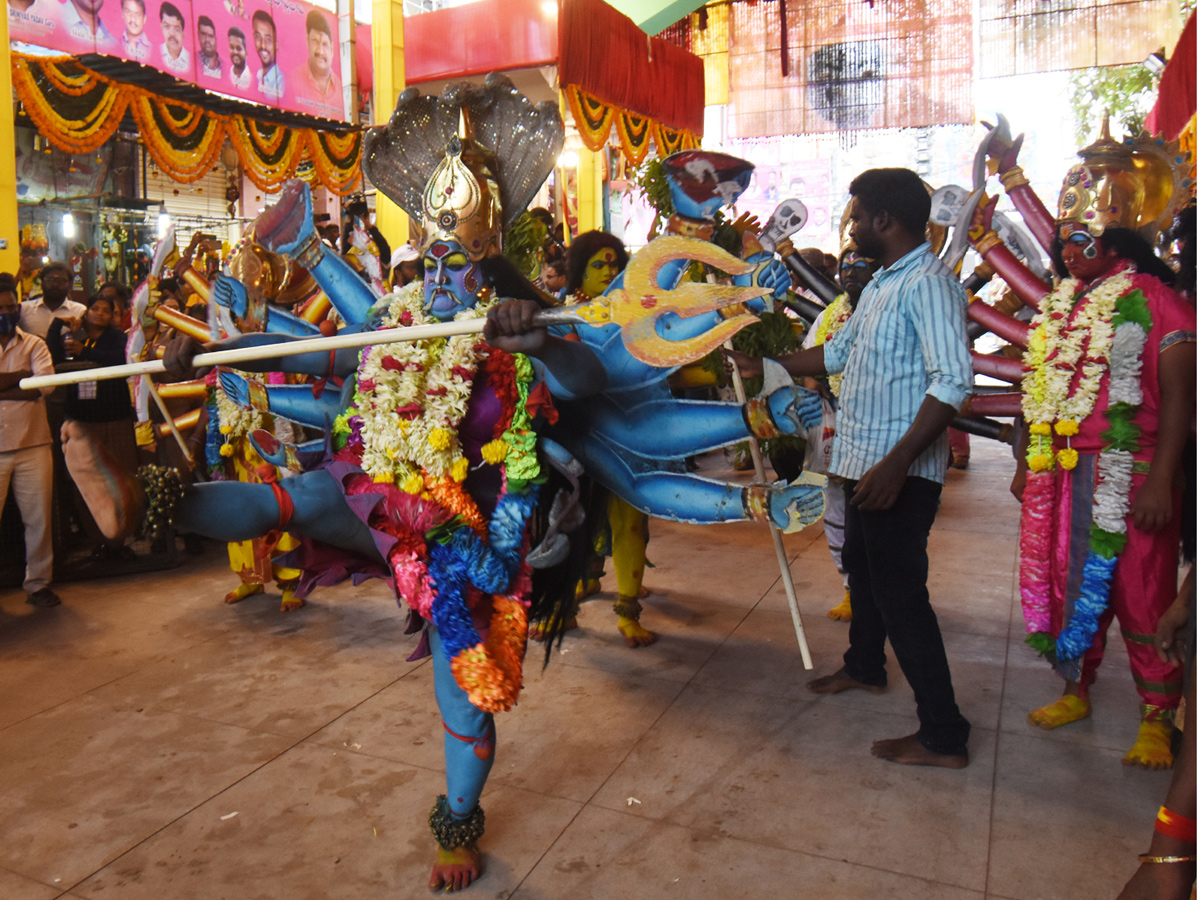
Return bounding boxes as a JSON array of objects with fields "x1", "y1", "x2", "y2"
[
  {"x1": 211, "y1": 275, "x2": 320, "y2": 337},
  {"x1": 218, "y1": 370, "x2": 344, "y2": 430},
  {"x1": 202, "y1": 332, "x2": 359, "y2": 379}
]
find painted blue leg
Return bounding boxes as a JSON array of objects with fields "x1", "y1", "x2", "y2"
[
  {"x1": 175, "y1": 470, "x2": 383, "y2": 560},
  {"x1": 429, "y1": 626, "x2": 495, "y2": 817}
]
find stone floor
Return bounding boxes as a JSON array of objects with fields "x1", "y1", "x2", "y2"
[{"x1": 0, "y1": 439, "x2": 1177, "y2": 899}]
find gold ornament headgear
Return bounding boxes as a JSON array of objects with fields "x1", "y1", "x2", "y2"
[
  {"x1": 421, "y1": 113, "x2": 503, "y2": 261},
  {"x1": 1057, "y1": 116, "x2": 1194, "y2": 241}
]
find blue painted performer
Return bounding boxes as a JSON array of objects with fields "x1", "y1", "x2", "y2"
[{"x1": 60, "y1": 77, "x2": 829, "y2": 892}]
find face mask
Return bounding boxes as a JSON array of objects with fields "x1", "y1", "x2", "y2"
[{"x1": 0, "y1": 312, "x2": 19, "y2": 334}]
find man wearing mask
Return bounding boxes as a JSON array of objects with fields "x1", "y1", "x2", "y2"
[{"x1": 0, "y1": 273, "x2": 60, "y2": 607}]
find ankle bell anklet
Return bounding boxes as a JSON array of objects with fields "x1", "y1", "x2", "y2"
[
  {"x1": 137, "y1": 465, "x2": 185, "y2": 540},
  {"x1": 613, "y1": 594, "x2": 642, "y2": 621},
  {"x1": 428, "y1": 795, "x2": 485, "y2": 850}
]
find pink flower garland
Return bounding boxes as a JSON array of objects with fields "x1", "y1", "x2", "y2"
[{"x1": 1018, "y1": 469, "x2": 1055, "y2": 633}]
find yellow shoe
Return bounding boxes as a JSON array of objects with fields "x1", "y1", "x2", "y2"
[
  {"x1": 1027, "y1": 694, "x2": 1092, "y2": 729},
  {"x1": 827, "y1": 589, "x2": 852, "y2": 621},
  {"x1": 1123, "y1": 719, "x2": 1174, "y2": 769}
]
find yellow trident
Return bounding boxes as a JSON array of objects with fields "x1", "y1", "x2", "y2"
[{"x1": 569, "y1": 235, "x2": 769, "y2": 368}]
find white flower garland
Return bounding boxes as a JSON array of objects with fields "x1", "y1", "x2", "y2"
[
  {"x1": 351, "y1": 282, "x2": 491, "y2": 487},
  {"x1": 216, "y1": 378, "x2": 262, "y2": 439},
  {"x1": 1021, "y1": 267, "x2": 1132, "y2": 428}
]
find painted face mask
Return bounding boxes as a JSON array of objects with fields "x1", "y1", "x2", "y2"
[{"x1": 423, "y1": 240, "x2": 481, "y2": 321}]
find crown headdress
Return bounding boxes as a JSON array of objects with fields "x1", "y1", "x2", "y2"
[
  {"x1": 362, "y1": 74, "x2": 563, "y2": 260},
  {"x1": 1057, "y1": 116, "x2": 1194, "y2": 241}
]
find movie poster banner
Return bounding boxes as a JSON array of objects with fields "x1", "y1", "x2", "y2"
[{"x1": 7, "y1": 0, "x2": 346, "y2": 121}]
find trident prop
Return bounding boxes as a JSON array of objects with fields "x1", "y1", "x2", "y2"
[{"x1": 21, "y1": 236, "x2": 766, "y2": 389}]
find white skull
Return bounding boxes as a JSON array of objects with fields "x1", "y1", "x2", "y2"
[{"x1": 929, "y1": 185, "x2": 969, "y2": 226}]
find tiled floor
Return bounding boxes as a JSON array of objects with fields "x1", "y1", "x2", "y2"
[{"x1": 0, "y1": 440, "x2": 1177, "y2": 899}]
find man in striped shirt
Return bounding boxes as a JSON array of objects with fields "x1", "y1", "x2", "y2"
[{"x1": 729, "y1": 168, "x2": 973, "y2": 768}]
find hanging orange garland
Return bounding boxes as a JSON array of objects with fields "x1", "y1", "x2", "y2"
[
  {"x1": 11, "y1": 53, "x2": 362, "y2": 195},
  {"x1": 564, "y1": 84, "x2": 700, "y2": 165}
]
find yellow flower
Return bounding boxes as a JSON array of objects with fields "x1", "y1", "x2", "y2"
[
  {"x1": 428, "y1": 428, "x2": 452, "y2": 451},
  {"x1": 481, "y1": 439, "x2": 508, "y2": 465},
  {"x1": 402, "y1": 473, "x2": 424, "y2": 494},
  {"x1": 450, "y1": 457, "x2": 469, "y2": 482},
  {"x1": 1058, "y1": 448, "x2": 1079, "y2": 470},
  {"x1": 1030, "y1": 422, "x2": 1052, "y2": 436},
  {"x1": 1029, "y1": 454, "x2": 1054, "y2": 472},
  {"x1": 219, "y1": 425, "x2": 233, "y2": 436},
  {"x1": 219, "y1": 443, "x2": 234, "y2": 457},
  {"x1": 1054, "y1": 421, "x2": 1079, "y2": 437},
  {"x1": 375, "y1": 470, "x2": 396, "y2": 484}
]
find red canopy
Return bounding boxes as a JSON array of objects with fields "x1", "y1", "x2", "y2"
[
  {"x1": 403, "y1": 0, "x2": 705, "y2": 135},
  {"x1": 1145, "y1": 11, "x2": 1196, "y2": 140}
]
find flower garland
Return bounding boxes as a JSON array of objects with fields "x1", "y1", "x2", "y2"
[
  {"x1": 811, "y1": 293, "x2": 853, "y2": 397},
  {"x1": 334, "y1": 283, "x2": 545, "y2": 712},
  {"x1": 1018, "y1": 265, "x2": 1151, "y2": 661}
]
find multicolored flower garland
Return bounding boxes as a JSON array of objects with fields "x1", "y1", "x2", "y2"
[
  {"x1": 810, "y1": 293, "x2": 853, "y2": 397},
  {"x1": 334, "y1": 283, "x2": 544, "y2": 712},
  {"x1": 1019, "y1": 265, "x2": 1151, "y2": 661}
]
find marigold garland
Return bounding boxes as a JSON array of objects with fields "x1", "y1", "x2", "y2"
[
  {"x1": 1018, "y1": 265, "x2": 1151, "y2": 662},
  {"x1": 12, "y1": 53, "x2": 361, "y2": 194}
]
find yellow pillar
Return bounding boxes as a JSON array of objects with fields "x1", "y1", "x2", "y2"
[
  {"x1": 0, "y1": 10, "x2": 18, "y2": 272},
  {"x1": 575, "y1": 146, "x2": 605, "y2": 235},
  {"x1": 372, "y1": 0, "x2": 407, "y2": 247}
]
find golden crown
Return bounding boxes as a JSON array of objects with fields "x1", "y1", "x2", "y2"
[
  {"x1": 421, "y1": 111, "x2": 503, "y2": 261},
  {"x1": 1057, "y1": 117, "x2": 1194, "y2": 240}
]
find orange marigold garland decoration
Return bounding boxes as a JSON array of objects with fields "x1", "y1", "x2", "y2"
[{"x1": 450, "y1": 598, "x2": 530, "y2": 713}]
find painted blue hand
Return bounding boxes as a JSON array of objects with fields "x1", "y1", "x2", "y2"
[
  {"x1": 767, "y1": 384, "x2": 823, "y2": 434},
  {"x1": 218, "y1": 369, "x2": 251, "y2": 408},
  {"x1": 733, "y1": 251, "x2": 790, "y2": 311},
  {"x1": 211, "y1": 275, "x2": 249, "y2": 319},
  {"x1": 768, "y1": 477, "x2": 827, "y2": 533}
]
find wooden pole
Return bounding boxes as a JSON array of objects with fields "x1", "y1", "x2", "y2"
[{"x1": 723, "y1": 338, "x2": 813, "y2": 669}]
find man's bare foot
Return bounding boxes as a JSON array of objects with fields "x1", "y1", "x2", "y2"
[
  {"x1": 871, "y1": 733, "x2": 968, "y2": 769},
  {"x1": 1027, "y1": 694, "x2": 1091, "y2": 729},
  {"x1": 280, "y1": 589, "x2": 304, "y2": 612},
  {"x1": 529, "y1": 615, "x2": 578, "y2": 642},
  {"x1": 827, "y1": 589, "x2": 852, "y2": 621},
  {"x1": 617, "y1": 615, "x2": 656, "y2": 648},
  {"x1": 429, "y1": 844, "x2": 481, "y2": 892},
  {"x1": 1122, "y1": 719, "x2": 1174, "y2": 769},
  {"x1": 807, "y1": 667, "x2": 885, "y2": 694},
  {"x1": 61, "y1": 420, "x2": 144, "y2": 541},
  {"x1": 224, "y1": 583, "x2": 264, "y2": 605}
]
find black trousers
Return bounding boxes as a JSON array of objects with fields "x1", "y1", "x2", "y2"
[{"x1": 841, "y1": 476, "x2": 970, "y2": 756}]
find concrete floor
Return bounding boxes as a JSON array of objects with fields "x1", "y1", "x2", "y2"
[{"x1": 0, "y1": 439, "x2": 1176, "y2": 899}]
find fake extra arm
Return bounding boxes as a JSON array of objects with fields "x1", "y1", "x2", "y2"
[
  {"x1": 989, "y1": 133, "x2": 1055, "y2": 253},
  {"x1": 217, "y1": 369, "x2": 345, "y2": 431},
  {"x1": 967, "y1": 196, "x2": 1050, "y2": 310}
]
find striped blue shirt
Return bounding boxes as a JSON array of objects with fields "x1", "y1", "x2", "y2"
[{"x1": 822, "y1": 242, "x2": 972, "y2": 485}]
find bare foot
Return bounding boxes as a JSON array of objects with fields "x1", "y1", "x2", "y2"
[
  {"x1": 1027, "y1": 694, "x2": 1091, "y2": 729},
  {"x1": 617, "y1": 616, "x2": 657, "y2": 648},
  {"x1": 1122, "y1": 719, "x2": 1174, "y2": 769},
  {"x1": 279, "y1": 589, "x2": 304, "y2": 612},
  {"x1": 224, "y1": 583, "x2": 263, "y2": 605},
  {"x1": 61, "y1": 420, "x2": 145, "y2": 541},
  {"x1": 429, "y1": 844, "x2": 481, "y2": 892},
  {"x1": 827, "y1": 590, "x2": 852, "y2": 621},
  {"x1": 529, "y1": 616, "x2": 577, "y2": 642},
  {"x1": 871, "y1": 733, "x2": 968, "y2": 769},
  {"x1": 807, "y1": 667, "x2": 885, "y2": 694}
]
